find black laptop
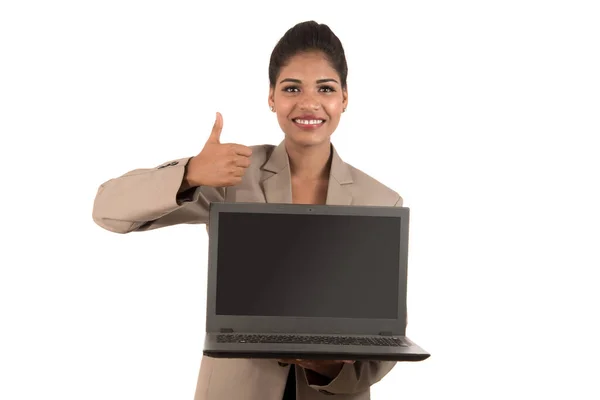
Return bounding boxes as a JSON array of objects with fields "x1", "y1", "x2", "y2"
[{"x1": 202, "y1": 202, "x2": 430, "y2": 362}]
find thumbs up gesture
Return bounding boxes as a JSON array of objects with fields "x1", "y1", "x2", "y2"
[{"x1": 184, "y1": 112, "x2": 253, "y2": 188}]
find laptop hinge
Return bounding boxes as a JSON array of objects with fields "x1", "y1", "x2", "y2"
[
  {"x1": 220, "y1": 328, "x2": 234, "y2": 333},
  {"x1": 379, "y1": 331, "x2": 393, "y2": 336}
]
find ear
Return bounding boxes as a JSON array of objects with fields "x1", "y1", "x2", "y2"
[
  {"x1": 342, "y1": 87, "x2": 349, "y2": 110},
  {"x1": 268, "y1": 86, "x2": 275, "y2": 109}
]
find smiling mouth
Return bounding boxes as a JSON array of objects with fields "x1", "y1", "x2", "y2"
[{"x1": 292, "y1": 118, "x2": 325, "y2": 125}]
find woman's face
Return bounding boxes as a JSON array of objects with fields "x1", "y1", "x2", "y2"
[{"x1": 269, "y1": 51, "x2": 348, "y2": 149}]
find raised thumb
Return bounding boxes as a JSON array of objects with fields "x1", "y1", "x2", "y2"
[{"x1": 207, "y1": 112, "x2": 223, "y2": 143}]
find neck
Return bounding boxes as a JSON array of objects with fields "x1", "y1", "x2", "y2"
[{"x1": 286, "y1": 140, "x2": 332, "y2": 181}]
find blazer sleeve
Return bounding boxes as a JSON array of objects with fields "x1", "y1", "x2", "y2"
[
  {"x1": 92, "y1": 157, "x2": 225, "y2": 234},
  {"x1": 303, "y1": 361, "x2": 396, "y2": 395}
]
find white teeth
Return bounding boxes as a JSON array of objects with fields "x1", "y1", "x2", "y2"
[{"x1": 294, "y1": 119, "x2": 324, "y2": 125}]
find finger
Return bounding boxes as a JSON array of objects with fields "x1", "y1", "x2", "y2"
[
  {"x1": 232, "y1": 167, "x2": 247, "y2": 177},
  {"x1": 294, "y1": 361, "x2": 314, "y2": 369},
  {"x1": 234, "y1": 155, "x2": 251, "y2": 168},
  {"x1": 207, "y1": 112, "x2": 223, "y2": 144},
  {"x1": 231, "y1": 144, "x2": 253, "y2": 157}
]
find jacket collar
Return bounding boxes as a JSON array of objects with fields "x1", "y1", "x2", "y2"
[{"x1": 260, "y1": 141, "x2": 353, "y2": 205}]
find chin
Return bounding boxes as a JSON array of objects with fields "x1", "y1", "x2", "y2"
[
  {"x1": 286, "y1": 131, "x2": 331, "y2": 148},
  {"x1": 281, "y1": 122, "x2": 332, "y2": 147}
]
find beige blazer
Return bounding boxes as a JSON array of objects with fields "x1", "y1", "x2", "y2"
[{"x1": 92, "y1": 141, "x2": 403, "y2": 400}]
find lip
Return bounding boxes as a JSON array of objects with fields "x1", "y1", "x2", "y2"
[{"x1": 293, "y1": 114, "x2": 325, "y2": 120}]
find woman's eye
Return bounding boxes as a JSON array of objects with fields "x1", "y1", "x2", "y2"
[{"x1": 282, "y1": 85, "x2": 336, "y2": 93}]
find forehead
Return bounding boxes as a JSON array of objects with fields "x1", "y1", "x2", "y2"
[{"x1": 277, "y1": 51, "x2": 340, "y2": 83}]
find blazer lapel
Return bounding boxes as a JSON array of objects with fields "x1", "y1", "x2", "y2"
[
  {"x1": 325, "y1": 145, "x2": 354, "y2": 206},
  {"x1": 260, "y1": 142, "x2": 292, "y2": 204},
  {"x1": 260, "y1": 141, "x2": 354, "y2": 206}
]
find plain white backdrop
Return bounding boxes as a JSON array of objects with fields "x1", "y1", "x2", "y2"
[{"x1": 1, "y1": 0, "x2": 599, "y2": 399}]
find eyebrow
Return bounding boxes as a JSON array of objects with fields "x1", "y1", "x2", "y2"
[{"x1": 279, "y1": 78, "x2": 339, "y2": 85}]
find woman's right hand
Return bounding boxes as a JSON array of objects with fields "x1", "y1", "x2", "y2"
[{"x1": 184, "y1": 112, "x2": 253, "y2": 188}]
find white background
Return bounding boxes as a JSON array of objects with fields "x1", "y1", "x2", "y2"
[{"x1": 1, "y1": 0, "x2": 599, "y2": 399}]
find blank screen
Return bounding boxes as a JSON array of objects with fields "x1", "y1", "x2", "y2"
[{"x1": 215, "y1": 212, "x2": 401, "y2": 319}]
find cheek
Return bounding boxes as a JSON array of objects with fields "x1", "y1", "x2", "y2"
[
  {"x1": 325, "y1": 95, "x2": 345, "y2": 112},
  {"x1": 280, "y1": 108, "x2": 301, "y2": 124},
  {"x1": 274, "y1": 96, "x2": 293, "y2": 115},
  {"x1": 276, "y1": 106, "x2": 293, "y2": 122},
  {"x1": 325, "y1": 102, "x2": 344, "y2": 118}
]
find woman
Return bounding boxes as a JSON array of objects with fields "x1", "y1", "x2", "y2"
[{"x1": 93, "y1": 20, "x2": 402, "y2": 400}]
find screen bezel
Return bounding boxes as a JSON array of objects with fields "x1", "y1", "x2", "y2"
[{"x1": 205, "y1": 202, "x2": 409, "y2": 336}]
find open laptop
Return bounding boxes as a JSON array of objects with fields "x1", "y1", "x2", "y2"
[{"x1": 202, "y1": 202, "x2": 430, "y2": 362}]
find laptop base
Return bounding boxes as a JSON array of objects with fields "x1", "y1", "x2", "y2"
[{"x1": 203, "y1": 333, "x2": 430, "y2": 362}]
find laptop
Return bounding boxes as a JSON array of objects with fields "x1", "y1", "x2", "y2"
[{"x1": 202, "y1": 202, "x2": 430, "y2": 362}]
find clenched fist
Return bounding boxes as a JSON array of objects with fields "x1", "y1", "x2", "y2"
[{"x1": 184, "y1": 112, "x2": 253, "y2": 188}]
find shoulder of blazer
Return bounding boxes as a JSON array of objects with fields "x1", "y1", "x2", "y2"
[{"x1": 345, "y1": 163, "x2": 403, "y2": 207}]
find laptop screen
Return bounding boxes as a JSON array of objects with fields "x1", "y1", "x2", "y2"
[{"x1": 214, "y1": 211, "x2": 401, "y2": 320}]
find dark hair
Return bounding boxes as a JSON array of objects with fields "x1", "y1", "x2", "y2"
[{"x1": 269, "y1": 21, "x2": 348, "y2": 89}]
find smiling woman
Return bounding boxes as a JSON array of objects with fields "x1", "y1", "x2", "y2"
[
  {"x1": 92, "y1": 20, "x2": 403, "y2": 400},
  {"x1": 268, "y1": 37, "x2": 348, "y2": 152}
]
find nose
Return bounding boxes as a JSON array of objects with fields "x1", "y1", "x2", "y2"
[{"x1": 297, "y1": 92, "x2": 320, "y2": 111}]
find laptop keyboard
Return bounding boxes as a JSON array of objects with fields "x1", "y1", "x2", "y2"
[{"x1": 216, "y1": 334, "x2": 407, "y2": 347}]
